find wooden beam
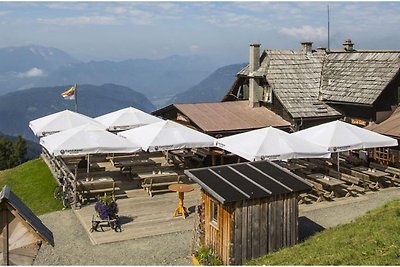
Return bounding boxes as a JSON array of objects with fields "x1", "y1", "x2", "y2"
[{"x1": 2, "y1": 203, "x2": 9, "y2": 265}]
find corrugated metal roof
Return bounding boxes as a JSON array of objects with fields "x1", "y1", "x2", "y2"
[
  {"x1": 0, "y1": 185, "x2": 54, "y2": 246},
  {"x1": 365, "y1": 106, "x2": 400, "y2": 138},
  {"x1": 173, "y1": 101, "x2": 290, "y2": 133},
  {"x1": 320, "y1": 52, "x2": 400, "y2": 104},
  {"x1": 185, "y1": 160, "x2": 311, "y2": 204}
]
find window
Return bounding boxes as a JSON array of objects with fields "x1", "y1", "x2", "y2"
[{"x1": 210, "y1": 200, "x2": 218, "y2": 228}]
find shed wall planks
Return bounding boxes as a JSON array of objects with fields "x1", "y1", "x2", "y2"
[{"x1": 202, "y1": 190, "x2": 299, "y2": 265}]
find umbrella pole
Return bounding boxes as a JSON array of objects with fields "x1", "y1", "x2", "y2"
[
  {"x1": 87, "y1": 154, "x2": 90, "y2": 177},
  {"x1": 337, "y1": 152, "x2": 339, "y2": 172}
]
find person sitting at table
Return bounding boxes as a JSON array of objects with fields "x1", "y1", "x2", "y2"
[{"x1": 77, "y1": 156, "x2": 88, "y2": 169}]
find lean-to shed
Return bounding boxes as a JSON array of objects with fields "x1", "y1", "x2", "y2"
[
  {"x1": 185, "y1": 160, "x2": 311, "y2": 265},
  {"x1": 0, "y1": 185, "x2": 54, "y2": 265}
]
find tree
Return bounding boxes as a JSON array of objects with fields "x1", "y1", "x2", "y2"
[
  {"x1": 12, "y1": 135, "x2": 27, "y2": 166},
  {"x1": 0, "y1": 136, "x2": 28, "y2": 170},
  {"x1": 0, "y1": 138, "x2": 13, "y2": 170}
]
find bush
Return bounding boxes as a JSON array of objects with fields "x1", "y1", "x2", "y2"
[{"x1": 194, "y1": 245, "x2": 223, "y2": 265}]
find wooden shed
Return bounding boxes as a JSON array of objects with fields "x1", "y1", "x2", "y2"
[
  {"x1": 0, "y1": 185, "x2": 54, "y2": 265},
  {"x1": 185, "y1": 160, "x2": 311, "y2": 265}
]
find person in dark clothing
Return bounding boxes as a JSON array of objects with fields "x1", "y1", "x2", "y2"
[{"x1": 77, "y1": 156, "x2": 88, "y2": 169}]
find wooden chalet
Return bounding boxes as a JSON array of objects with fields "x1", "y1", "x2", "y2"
[
  {"x1": 185, "y1": 160, "x2": 311, "y2": 265},
  {"x1": 0, "y1": 185, "x2": 54, "y2": 265},
  {"x1": 223, "y1": 40, "x2": 400, "y2": 129},
  {"x1": 152, "y1": 101, "x2": 291, "y2": 138}
]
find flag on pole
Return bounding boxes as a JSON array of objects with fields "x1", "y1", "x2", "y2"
[{"x1": 61, "y1": 85, "x2": 76, "y2": 100}]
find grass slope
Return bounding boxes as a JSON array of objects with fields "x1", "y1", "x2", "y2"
[
  {"x1": 247, "y1": 200, "x2": 400, "y2": 265},
  {"x1": 0, "y1": 158, "x2": 63, "y2": 215}
]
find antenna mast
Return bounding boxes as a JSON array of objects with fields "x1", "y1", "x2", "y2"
[{"x1": 327, "y1": 4, "x2": 330, "y2": 51}]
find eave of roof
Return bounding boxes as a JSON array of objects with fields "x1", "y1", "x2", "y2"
[
  {"x1": 185, "y1": 160, "x2": 312, "y2": 204},
  {"x1": 365, "y1": 106, "x2": 400, "y2": 138},
  {"x1": 172, "y1": 101, "x2": 291, "y2": 132},
  {"x1": 0, "y1": 185, "x2": 54, "y2": 246}
]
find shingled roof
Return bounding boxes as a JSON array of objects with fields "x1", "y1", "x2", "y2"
[
  {"x1": 238, "y1": 49, "x2": 342, "y2": 119},
  {"x1": 236, "y1": 48, "x2": 400, "y2": 120},
  {"x1": 320, "y1": 51, "x2": 400, "y2": 104}
]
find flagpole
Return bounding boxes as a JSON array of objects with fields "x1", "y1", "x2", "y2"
[{"x1": 74, "y1": 84, "x2": 78, "y2": 113}]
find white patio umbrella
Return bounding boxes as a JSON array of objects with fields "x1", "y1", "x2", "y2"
[
  {"x1": 118, "y1": 120, "x2": 216, "y2": 152},
  {"x1": 292, "y1": 120, "x2": 398, "y2": 170},
  {"x1": 29, "y1": 110, "x2": 103, "y2": 137},
  {"x1": 214, "y1": 126, "x2": 331, "y2": 162},
  {"x1": 40, "y1": 123, "x2": 142, "y2": 157},
  {"x1": 95, "y1": 107, "x2": 163, "y2": 131}
]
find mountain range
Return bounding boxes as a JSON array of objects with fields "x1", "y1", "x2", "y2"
[
  {"x1": 167, "y1": 63, "x2": 246, "y2": 104},
  {"x1": 0, "y1": 45, "x2": 221, "y2": 104},
  {"x1": 0, "y1": 84, "x2": 154, "y2": 141},
  {"x1": 0, "y1": 44, "x2": 245, "y2": 151}
]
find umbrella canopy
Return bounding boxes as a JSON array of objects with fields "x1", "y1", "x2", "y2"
[
  {"x1": 292, "y1": 120, "x2": 398, "y2": 152},
  {"x1": 40, "y1": 123, "x2": 142, "y2": 156},
  {"x1": 214, "y1": 126, "x2": 331, "y2": 161},
  {"x1": 95, "y1": 107, "x2": 163, "y2": 131},
  {"x1": 118, "y1": 120, "x2": 216, "y2": 152},
  {"x1": 29, "y1": 110, "x2": 103, "y2": 137}
]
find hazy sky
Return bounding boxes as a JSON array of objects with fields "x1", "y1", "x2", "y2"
[{"x1": 1, "y1": 1, "x2": 399, "y2": 64}]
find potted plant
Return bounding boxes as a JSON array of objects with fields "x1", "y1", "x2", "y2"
[{"x1": 94, "y1": 193, "x2": 118, "y2": 220}]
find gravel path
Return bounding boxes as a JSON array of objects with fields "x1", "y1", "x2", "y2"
[{"x1": 34, "y1": 188, "x2": 400, "y2": 265}]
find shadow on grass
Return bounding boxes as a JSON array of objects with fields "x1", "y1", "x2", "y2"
[{"x1": 298, "y1": 216, "x2": 325, "y2": 242}]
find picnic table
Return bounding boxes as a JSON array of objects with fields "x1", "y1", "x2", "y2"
[
  {"x1": 352, "y1": 166, "x2": 389, "y2": 188},
  {"x1": 277, "y1": 161, "x2": 306, "y2": 172},
  {"x1": 113, "y1": 158, "x2": 157, "y2": 175},
  {"x1": 352, "y1": 166, "x2": 389, "y2": 178},
  {"x1": 307, "y1": 173, "x2": 345, "y2": 197},
  {"x1": 139, "y1": 171, "x2": 181, "y2": 197},
  {"x1": 78, "y1": 177, "x2": 119, "y2": 199},
  {"x1": 169, "y1": 150, "x2": 195, "y2": 167}
]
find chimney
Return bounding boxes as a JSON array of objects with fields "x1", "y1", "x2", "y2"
[
  {"x1": 301, "y1": 41, "x2": 313, "y2": 54},
  {"x1": 248, "y1": 43, "x2": 262, "y2": 107},
  {"x1": 249, "y1": 43, "x2": 260, "y2": 71},
  {"x1": 343, "y1": 39, "x2": 354, "y2": 51}
]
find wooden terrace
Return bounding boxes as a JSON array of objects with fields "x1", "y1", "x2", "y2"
[{"x1": 74, "y1": 184, "x2": 201, "y2": 245}]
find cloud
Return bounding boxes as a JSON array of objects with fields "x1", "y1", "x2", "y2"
[
  {"x1": 200, "y1": 10, "x2": 271, "y2": 28},
  {"x1": 36, "y1": 16, "x2": 117, "y2": 25},
  {"x1": 279, "y1": 25, "x2": 327, "y2": 41},
  {"x1": 17, "y1": 68, "x2": 46, "y2": 78},
  {"x1": 44, "y1": 3, "x2": 90, "y2": 11},
  {"x1": 0, "y1": 11, "x2": 10, "y2": 16},
  {"x1": 190, "y1": 45, "x2": 200, "y2": 52}
]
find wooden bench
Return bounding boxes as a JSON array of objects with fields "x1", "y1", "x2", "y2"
[
  {"x1": 298, "y1": 193, "x2": 319, "y2": 204},
  {"x1": 339, "y1": 166, "x2": 378, "y2": 191},
  {"x1": 306, "y1": 180, "x2": 334, "y2": 202},
  {"x1": 141, "y1": 175, "x2": 181, "y2": 197},
  {"x1": 76, "y1": 166, "x2": 106, "y2": 173},
  {"x1": 90, "y1": 214, "x2": 121, "y2": 232},
  {"x1": 369, "y1": 162, "x2": 400, "y2": 186},
  {"x1": 328, "y1": 169, "x2": 365, "y2": 196},
  {"x1": 78, "y1": 181, "x2": 120, "y2": 201}
]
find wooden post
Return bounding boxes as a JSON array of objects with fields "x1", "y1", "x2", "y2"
[{"x1": 1, "y1": 204, "x2": 9, "y2": 265}]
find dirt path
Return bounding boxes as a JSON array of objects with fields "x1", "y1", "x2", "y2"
[{"x1": 34, "y1": 188, "x2": 400, "y2": 265}]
